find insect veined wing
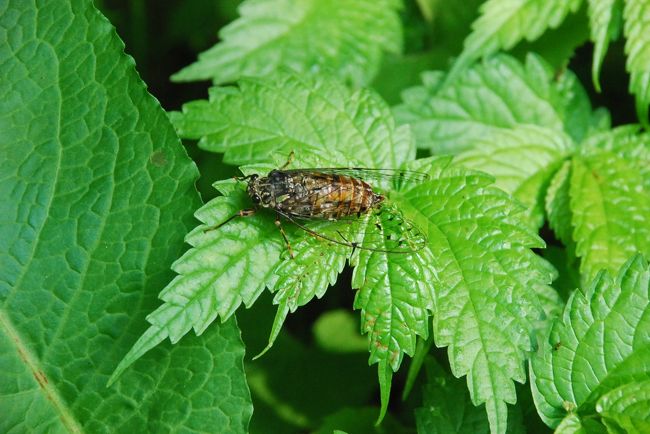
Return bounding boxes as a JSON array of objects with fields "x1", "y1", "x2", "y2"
[
  {"x1": 353, "y1": 205, "x2": 427, "y2": 253},
  {"x1": 280, "y1": 167, "x2": 429, "y2": 190},
  {"x1": 280, "y1": 205, "x2": 427, "y2": 254}
]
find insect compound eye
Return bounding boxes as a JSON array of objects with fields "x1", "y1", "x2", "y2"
[{"x1": 251, "y1": 193, "x2": 261, "y2": 204}]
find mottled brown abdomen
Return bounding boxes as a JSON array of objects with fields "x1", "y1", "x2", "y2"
[{"x1": 268, "y1": 171, "x2": 384, "y2": 220}]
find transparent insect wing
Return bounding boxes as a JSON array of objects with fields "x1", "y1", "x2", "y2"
[
  {"x1": 362, "y1": 207, "x2": 427, "y2": 253},
  {"x1": 295, "y1": 206, "x2": 427, "y2": 254},
  {"x1": 280, "y1": 168, "x2": 429, "y2": 190}
]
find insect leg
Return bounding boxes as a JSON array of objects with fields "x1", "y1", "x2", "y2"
[
  {"x1": 279, "y1": 151, "x2": 295, "y2": 170},
  {"x1": 203, "y1": 208, "x2": 256, "y2": 233},
  {"x1": 275, "y1": 213, "x2": 294, "y2": 259}
]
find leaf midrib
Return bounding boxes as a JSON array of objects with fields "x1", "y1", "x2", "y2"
[{"x1": 0, "y1": 309, "x2": 84, "y2": 433}]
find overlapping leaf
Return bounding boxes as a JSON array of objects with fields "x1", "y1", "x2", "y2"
[
  {"x1": 395, "y1": 157, "x2": 553, "y2": 434},
  {"x1": 395, "y1": 54, "x2": 594, "y2": 155},
  {"x1": 119, "y1": 72, "x2": 553, "y2": 433},
  {"x1": 624, "y1": 0, "x2": 650, "y2": 126},
  {"x1": 112, "y1": 73, "x2": 425, "y2": 392},
  {"x1": 416, "y1": 358, "x2": 491, "y2": 433},
  {"x1": 0, "y1": 1, "x2": 251, "y2": 432},
  {"x1": 531, "y1": 255, "x2": 650, "y2": 429},
  {"x1": 455, "y1": 124, "x2": 574, "y2": 229},
  {"x1": 450, "y1": 0, "x2": 583, "y2": 77},
  {"x1": 588, "y1": 0, "x2": 623, "y2": 91},
  {"x1": 568, "y1": 128, "x2": 650, "y2": 283},
  {"x1": 597, "y1": 380, "x2": 650, "y2": 432},
  {"x1": 172, "y1": 0, "x2": 402, "y2": 86}
]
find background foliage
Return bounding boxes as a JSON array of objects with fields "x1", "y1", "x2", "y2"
[{"x1": 2, "y1": 0, "x2": 650, "y2": 433}]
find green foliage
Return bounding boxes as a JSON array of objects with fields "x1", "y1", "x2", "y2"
[
  {"x1": 0, "y1": 0, "x2": 251, "y2": 432},
  {"x1": 112, "y1": 71, "x2": 554, "y2": 433},
  {"x1": 624, "y1": 0, "x2": 650, "y2": 126},
  {"x1": 416, "y1": 358, "x2": 491, "y2": 433},
  {"x1": 588, "y1": 0, "x2": 623, "y2": 91},
  {"x1": 6, "y1": 1, "x2": 650, "y2": 433},
  {"x1": 172, "y1": 0, "x2": 402, "y2": 86},
  {"x1": 450, "y1": 0, "x2": 583, "y2": 76},
  {"x1": 394, "y1": 54, "x2": 594, "y2": 155},
  {"x1": 531, "y1": 255, "x2": 650, "y2": 430}
]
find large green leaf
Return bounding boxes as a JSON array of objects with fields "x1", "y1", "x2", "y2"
[
  {"x1": 531, "y1": 255, "x2": 650, "y2": 429},
  {"x1": 597, "y1": 380, "x2": 650, "y2": 432},
  {"x1": 395, "y1": 157, "x2": 553, "y2": 434},
  {"x1": 172, "y1": 0, "x2": 402, "y2": 86},
  {"x1": 450, "y1": 0, "x2": 583, "y2": 77},
  {"x1": 0, "y1": 0, "x2": 251, "y2": 432},
  {"x1": 624, "y1": 0, "x2": 650, "y2": 126},
  {"x1": 569, "y1": 128, "x2": 650, "y2": 283},
  {"x1": 394, "y1": 54, "x2": 592, "y2": 154},
  {"x1": 454, "y1": 124, "x2": 574, "y2": 229}
]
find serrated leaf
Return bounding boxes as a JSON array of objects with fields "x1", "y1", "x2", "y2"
[
  {"x1": 395, "y1": 54, "x2": 591, "y2": 154},
  {"x1": 395, "y1": 157, "x2": 554, "y2": 434},
  {"x1": 545, "y1": 161, "x2": 573, "y2": 246},
  {"x1": 588, "y1": 0, "x2": 623, "y2": 91},
  {"x1": 109, "y1": 188, "x2": 284, "y2": 383},
  {"x1": 114, "y1": 72, "x2": 422, "y2": 392},
  {"x1": 172, "y1": 72, "x2": 414, "y2": 170},
  {"x1": 0, "y1": 1, "x2": 251, "y2": 432},
  {"x1": 569, "y1": 129, "x2": 650, "y2": 283},
  {"x1": 171, "y1": 0, "x2": 402, "y2": 86},
  {"x1": 623, "y1": 0, "x2": 650, "y2": 126},
  {"x1": 597, "y1": 380, "x2": 650, "y2": 433},
  {"x1": 450, "y1": 0, "x2": 583, "y2": 77},
  {"x1": 455, "y1": 124, "x2": 574, "y2": 229},
  {"x1": 531, "y1": 255, "x2": 650, "y2": 429}
]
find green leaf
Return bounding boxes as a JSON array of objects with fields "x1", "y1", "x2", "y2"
[
  {"x1": 1, "y1": 0, "x2": 251, "y2": 432},
  {"x1": 395, "y1": 157, "x2": 554, "y2": 434},
  {"x1": 171, "y1": 0, "x2": 403, "y2": 86},
  {"x1": 545, "y1": 161, "x2": 573, "y2": 246},
  {"x1": 554, "y1": 413, "x2": 608, "y2": 434},
  {"x1": 588, "y1": 0, "x2": 623, "y2": 91},
  {"x1": 171, "y1": 73, "x2": 415, "y2": 170},
  {"x1": 455, "y1": 124, "x2": 574, "y2": 229},
  {"x1": 109, "y1": 184, "x2": 284, "y2": 383},
  {"x1": 624, "y1": 0, "x2": 650, "y2": 126},
  {"x1": 597, "y1": 380, "x2": 650, "y2": 433},
  {"x1": 395, "y1": 54, "x2": 591, "y2": 154},
  {"x1": 416, "y1": 358, "x2": 490, "y2": 433},
  {"x1": 569, "y1": 129, "x2": 650, "y2": 283},
  {"x1": 114, "y1": 73, "x2": 422, "y2": 392},
  {"x1": 450, "y1": 0, "x2": 583, "y2": 77},
  {"x1": 531, "y1": 255, "x2": 650, "y2": 429}
]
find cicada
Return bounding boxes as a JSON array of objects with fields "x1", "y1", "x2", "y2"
[{"x1": 209, "y1": 154, "x2": 428, "y2": 257}]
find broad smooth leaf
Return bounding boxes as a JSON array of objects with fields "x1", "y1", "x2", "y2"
[
  {"x1": 395, "y1": 54, "x2": 593, "y2": 154},
  {"x1": 171, "y1": 0, "x2": 402, "y2": 86},
  {"x1": 450, "y1": 0, "x2": 583, "y2": 77},
  {"x1": 531, "y1": 255, "x2": 650, "y2": 429},
  {"x1": 0, "y1": 1, "x2": 251, "y2": 432},
  {"x1": 624, "y1": 0, "x2": 650, "y2": 126}
]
